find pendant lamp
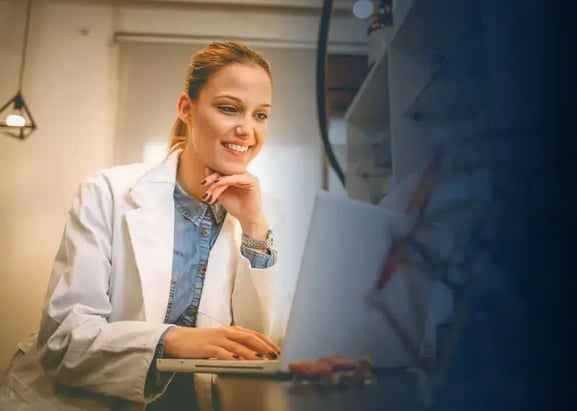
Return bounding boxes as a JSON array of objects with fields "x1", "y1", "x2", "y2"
[{"x1": 0, "y1": 0, "x2": 37, "y2": 140}]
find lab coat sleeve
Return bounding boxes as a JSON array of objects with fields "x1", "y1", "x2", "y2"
[
  {"x1": 240, "y1": 244, "x2": 276, "y2": 268},
  {"x1": 36, "y1": 174, "x2": 173, "y2": 403},
  {"x1": 231, "y1": 244, "x2": 291, "y2": 346}
]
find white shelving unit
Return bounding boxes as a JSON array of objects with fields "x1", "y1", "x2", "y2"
[
  {"x1": 342, "y1": 0, "x2": 499, "y2": 363},
  {"x1": 345, "y1": 52, "x2": 389, "y2": 129},
  {"x1": 344, "y1": 52, "x2": 391, "y2": 204},
  {"x1": 344, "y1": 0, "x2": 489, "y2": 202}
]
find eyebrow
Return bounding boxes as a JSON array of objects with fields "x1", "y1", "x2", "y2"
[{"x1": 214, "y1": 94, "x2": 271, "y2": 108}]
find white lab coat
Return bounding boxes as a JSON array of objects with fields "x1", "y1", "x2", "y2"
[{"x1": 1, "y1": 149, "x2": 288, "y2": 411}]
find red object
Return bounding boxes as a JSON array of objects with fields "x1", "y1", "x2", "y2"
[
  {"x1": 376, "y1": 243, "x2": 404, "y2": 290},
  {"x1": 370, "y1": 152, "x2": 441, "y2": 370},
  {"x1": 375, "y1": 151, "x2": 440, "y2": 290}
]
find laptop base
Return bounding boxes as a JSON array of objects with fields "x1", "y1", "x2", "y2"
[{"x1": 157, "y1": 358, "x2": 283, "y2": 375}]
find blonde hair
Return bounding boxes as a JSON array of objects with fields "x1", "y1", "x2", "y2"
[{"x1": 170, "y1": 41, "x2": 272, "y2": 149}]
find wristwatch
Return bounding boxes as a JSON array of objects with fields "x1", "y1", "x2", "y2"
[{"x1": 241, "y1": 229, "x2": 274, "y2": 250}]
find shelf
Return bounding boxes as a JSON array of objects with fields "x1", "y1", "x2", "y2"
[
  {"x1": 344, "y1": 52, "x2": 389, "y2": 130},
  {"x1": 390, "y1": 0, "x2": 480, "y2": 56},
  {"x1": 387, "y1": 0, "x2": 487, "y2": 143},
  {"x1": 389, "y1": 0, "x2": 484, "y2": 125},
  {"x1": 343, "y1": 0, "x2": 488, "y2": 204},
  {"x1": 346, "y1": 122, "x2": 391, "y2": 169},
  {"x1": 346, "y1": 159, "x2": 393, "y2": 204},
  {"x1": 404, "y1": 30, "x2": 486, "y2": 124}
]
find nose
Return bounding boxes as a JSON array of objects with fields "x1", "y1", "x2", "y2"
[
  {"x1": 234, "y1": 125, "x2": 247, "y2": 135},
  {"x1": 234, "y1": 115, "x2": 255, "y2": 139}
]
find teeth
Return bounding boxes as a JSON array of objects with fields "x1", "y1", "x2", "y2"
[{"x1": 224, "y1": 143, "x2": 249, "y2": 153}]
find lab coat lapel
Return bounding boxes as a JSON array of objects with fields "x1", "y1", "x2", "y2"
[
  {"x1": 125, "y1": 150, "x2": 179, "y2": 324},
  {"x1": 197, "y1": 213, "x2": 238, "y2": 327}
]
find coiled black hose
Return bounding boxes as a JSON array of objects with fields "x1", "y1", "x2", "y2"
[{"x1": 316, "y1": 0, "x2": 345, "y2": 186}]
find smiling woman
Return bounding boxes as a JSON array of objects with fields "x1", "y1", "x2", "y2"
[
  {"x1": 172, "y1": 42, "x2": 274, "y2": 242},
  {"x1": 0, "y1": 41, "x2": 288, "y2": 411}
]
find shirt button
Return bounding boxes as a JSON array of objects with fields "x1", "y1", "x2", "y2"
[
  {"x1": 201, "y1": 229, "x2": 209, "y2": 238},
  {"x1": 199, "y1": 266, "x2": 206, "y2": 275}
]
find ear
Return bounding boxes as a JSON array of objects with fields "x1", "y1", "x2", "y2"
[{"x1": 177, "y1": 92, "x2": 193, "y2": 124}]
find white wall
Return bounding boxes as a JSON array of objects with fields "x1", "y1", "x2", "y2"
[
  {"x1": 0, "y1": 0, "x2": 366, "y2": 374},
  {"x1": 0, "y1": 0, "x2": 118, "y2": 375}
]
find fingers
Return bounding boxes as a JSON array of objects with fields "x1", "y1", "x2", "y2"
[
  {"x1": 200, "y1": 170, "x2": 221, "y2": 187},
  {"x1": 209, "y1": 346, "x2": 241, "y2": 360},
  {"x1": 210, "y1": 327, "x2": 280, "y2": 360},
  {"x1": 289, "y1": 360, "x2": 332, "y2": 377},
  {"x1": 166, "y1": 327, "x2": 280, "y2": 361},
  {"x1": 218, "y1": 339, "x2": 267, "y2": 360},
  {"x1": 212, "y1": 173, "x2": 256, "y2": 188},
  {"x1": 204, "y1": 167, "x2": 216, "y2": 179},
  {"x1": 289, "y1": 355, "x2": 373, "y2": 379},
  {"x1": 208, "y1": 344, "x2": 270, "y2": 361},
  {"x1": 317, "y1": 356, "x2": 356, "y2": 371},
  {"x1": 200, "y1": 172, "x2": 258, "y2": 205},
  {"x1": 200, "y1": 169, "x2": 222, "y2": 204},
  {"x1": 225, "y1": 326, "x2": 280, "y2": 360},
  {"x1": 201, "y1": 169, "x2": 257, "y2": 190},
  {"x1": 353, "y1": 357, "x2": 373, "y2": 380},
  {"x1": 234, "y1": 326, "x2": 281, "y2": 354},
  {"x1": 204, "y1": 184, "x2": 228, "y2": 205}
]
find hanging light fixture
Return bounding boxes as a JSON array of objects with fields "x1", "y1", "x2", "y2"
[
  {"x1": 0, "y1": 0, "x2": 37, "y2": 140},
  {"x1": 353, "y1": 0, "x2": 374, "y2": 19}
]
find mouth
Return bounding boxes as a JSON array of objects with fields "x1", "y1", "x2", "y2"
[{"x1": 221, "y1": 142, "x2": 252, "y2": 154}]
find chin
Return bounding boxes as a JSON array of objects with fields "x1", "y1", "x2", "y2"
[{"x1": 212, "y1": 162, "x2": 247, "y2": 176}]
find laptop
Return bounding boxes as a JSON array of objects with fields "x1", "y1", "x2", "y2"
[{"x1": 157, "y1": 190, "x2": 434, "y2": 375}]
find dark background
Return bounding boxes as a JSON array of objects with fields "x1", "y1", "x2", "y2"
[{"x1": 426, "y1": 1, "x2": 577, "y2": 410}]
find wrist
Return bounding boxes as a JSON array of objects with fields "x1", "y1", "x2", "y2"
[
  {"x1": 163, "y1": 326, "x2": 184, "y2": 357},
  {"x1": 240, "y1": 216, "x2": 269, "y2": 239},
  {"x1": 241, "y1": 228, "x2": 274, "y2": 253}
]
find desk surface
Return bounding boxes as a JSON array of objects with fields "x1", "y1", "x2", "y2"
[{"x1": 215, "y1": 369, "x2": 429, "y2": 411}]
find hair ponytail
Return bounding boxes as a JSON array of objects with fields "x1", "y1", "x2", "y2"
[{"x1": 169, "y1": 117, "x2": 188, "y2": 149}]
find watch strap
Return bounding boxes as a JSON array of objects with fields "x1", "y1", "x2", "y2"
[{"x1": 241, "y1": 229, "x2": 274, "y2": 250}]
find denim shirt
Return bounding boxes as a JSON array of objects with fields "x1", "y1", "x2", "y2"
[
  {"x1": 167, "y1": 181, "x2": 275, "y2": 325},
  {"x1": 146, "y1": 181, "x2": 275, "y2": 398}
]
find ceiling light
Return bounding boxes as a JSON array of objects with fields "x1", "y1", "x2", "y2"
[{"x1": 353, "y1": 0, "x2": 374, "y2": 19}]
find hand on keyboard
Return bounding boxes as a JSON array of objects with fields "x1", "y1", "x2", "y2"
[
  {"x1": 164, "y1": 326, "x2": 281, "y2": 360},
  {"x1": 289, "y1": 355, "x2": 373, "y2": 382}
]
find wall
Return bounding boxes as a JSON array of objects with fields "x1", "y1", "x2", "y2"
[{"x1": 0, "y1": 0, "x2": 117, "y2": 375}]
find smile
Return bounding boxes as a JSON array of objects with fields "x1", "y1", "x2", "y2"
[{"x1": 222, "y1": 142, "x2": 250, "y2": 153}]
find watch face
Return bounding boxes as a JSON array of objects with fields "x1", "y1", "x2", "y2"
[{"x1": 267, "y1": 229, "x2": 274, "y2": 245}]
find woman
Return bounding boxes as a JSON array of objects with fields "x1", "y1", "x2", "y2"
[{"x1": 1, "y1": 41, "x2": 288, "y2": 411}]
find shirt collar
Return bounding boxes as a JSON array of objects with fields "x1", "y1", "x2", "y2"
[{"x1": 173, "y1": 181, "x2": 226, "y2": 225}]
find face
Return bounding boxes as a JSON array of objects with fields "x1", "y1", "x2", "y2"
[{"x1": 179, "y1": 63, "x2": 272, "y2": 176}]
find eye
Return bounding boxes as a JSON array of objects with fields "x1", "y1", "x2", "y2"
[
  {"x1": 255, "y1": 112, "x2": 269, "y2": 121},
  {"x1": 218, "y1": 105, "x2": 238, "y2": 114}
]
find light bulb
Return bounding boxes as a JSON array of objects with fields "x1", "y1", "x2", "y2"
[
  {"x1": 6, "y1": 114, "x2": 26, "y2": 127},
  {"x1": 353, "y1": 0, "x2": 374, "y2": 19}
]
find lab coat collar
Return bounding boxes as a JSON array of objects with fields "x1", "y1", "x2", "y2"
[
  {"x1": 125, "y1": 149, "x2": 180, "y2": 323},
  {"x1": 128, "y1": 148, "x2": 181, "y2": 208}
]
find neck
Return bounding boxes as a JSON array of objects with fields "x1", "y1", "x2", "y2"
[{"x1": 176, "y1": 146, "x2": 206, "y2": 201}]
